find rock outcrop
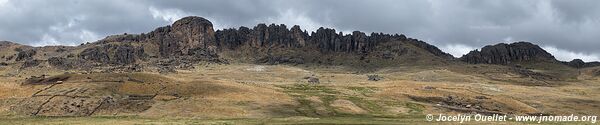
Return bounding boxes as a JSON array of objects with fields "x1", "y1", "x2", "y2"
[
  {"x1": 21, "y1": 59, "x2": 40, "y2": 69},
  {"x1": 16, "y1": 49, "x2": 36, "y2": 61},
  {"x1": 565, "y1": 59, "x2": 585, "y2": 68},
  {"x1": 48, "y1": 57, "x2": 90, "y2": 70},
  {"x1": 144, "y1": 16, "x2": 216, "y2": 57},
  {"x1": 563, "y1": 59, "x2": 600, "y2": 68},
  {"x1": 460, "y1": 42, "x2": 556, "y2": 64},
  {"x1": 79, "y1": 44, "x2": 145, "y2": 65}
]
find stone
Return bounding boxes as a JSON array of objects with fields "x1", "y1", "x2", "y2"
[
  {"x1": 367, "y1": 74, "x2": 382, "y2": 81},
  {"x1": 308, "y1": 77, "x2": 320, "y2": 84},
  {"x1": 423, "y1": 86, "x2": 436, "y2": 90}
]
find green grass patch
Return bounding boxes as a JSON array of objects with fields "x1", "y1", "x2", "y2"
[
  {"x1": 346, "y1": 86, "x2": 377, "y2": 96},
  {"x1": 347, "y1": 97, "x2": 385, "y2": 114},
  {"x1": 405, "y1": 102, "x2": 425, "y2": 114},
  {"x1": 0, "y1": 116, "x2": 435, "y2": 125}
]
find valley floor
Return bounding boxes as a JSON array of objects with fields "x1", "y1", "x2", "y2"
[
  {"x1": 0, "y1": 116, "x2": 581, "y2": 125},
  {"x1": 0, "y1": 63, "x2": 599, "y2": 124}
]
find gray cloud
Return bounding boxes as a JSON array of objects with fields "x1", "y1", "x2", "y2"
[{"x1": 0, "y1": 0, "x2": 599, "y2": 61}]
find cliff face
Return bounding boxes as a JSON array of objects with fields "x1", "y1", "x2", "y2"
[
  {"x1": 213, "y1": 23, "x2": 453, "y2": 59},
  {"x1": 146, "y1": 16, "x2": 216, "y2": 57},
  {"x1": 459, "y1": 42, "x2": 556, "y2": 64}
]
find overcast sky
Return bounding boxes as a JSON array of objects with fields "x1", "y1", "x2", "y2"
[{"x1": 1, "y1": 0, "x2": 599, "y2": 61}]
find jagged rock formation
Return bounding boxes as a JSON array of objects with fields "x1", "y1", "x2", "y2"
[
  {"x1": 216, "y1": 24, "x2": 310, "y2": 49},
  {"x1": 460, "y1": 42, "x2": 556, "y2": 64},
  {"x1": 214, "y1": 24, "x2": 452, "y2": 59}
]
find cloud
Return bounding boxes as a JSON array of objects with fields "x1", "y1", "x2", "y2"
[
  {"x1": 261, "y1": 9, "x2": 326, "y2": 33},
  {"x1": 0, "y1": 0, "x2": 8, "y2": 6},
  {"x1": 36, "y1": 34, "x2": 60, "y2": 47},
  {"x1": 439, "y1": 44, "x2": 477, "y2": 58},
  {"x1": 0, "y1": 0, "x2": 599, "y2": 61},
  {"x1": 542, "y1": 46, "x2": 600, "y2": 62},
  {"x1": 79, "y1": 30, "x2": 100, "y2": 44},
  {"x1": 149, "y1": 6, "x2": 191, "y2": 24}
]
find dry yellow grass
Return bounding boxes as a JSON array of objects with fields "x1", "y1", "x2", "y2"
[{"x1": 0, "y1": 63, "x2": 599, "y2": 124}]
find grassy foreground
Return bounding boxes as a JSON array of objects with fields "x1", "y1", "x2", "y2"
[
  {"x1": 0, "y1": 116, "x2": 584, "y2": 125},
  {"x1": 0, "y1": 116, "x2": 421, "y2": 125}
]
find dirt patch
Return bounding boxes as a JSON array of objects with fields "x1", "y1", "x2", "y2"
[{"x1": 246, "y1": 65, "x2": 266, "y2": 72}]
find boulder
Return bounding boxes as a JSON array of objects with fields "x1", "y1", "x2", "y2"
[
  {"x1": 307, "y1": 77, "x2": 320, "y2": 84},
  {"x1": 367, "y1": 74, "x2": 382, "y2": 81}
]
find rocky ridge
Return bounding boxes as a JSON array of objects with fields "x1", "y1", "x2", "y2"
[
  {"x1": 1, "y1": 16, "x2": 455, "y2": 72},
  {"x1": 1, "y1": 16, "x2": 598, "y2": 72},
  {"x1": 459, "y1": 42, "x2": 556, "y2": 64}
]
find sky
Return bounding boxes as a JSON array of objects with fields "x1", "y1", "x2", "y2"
[{"x1": 0, "y1": 0, "x2": 599, "y2": 62}]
